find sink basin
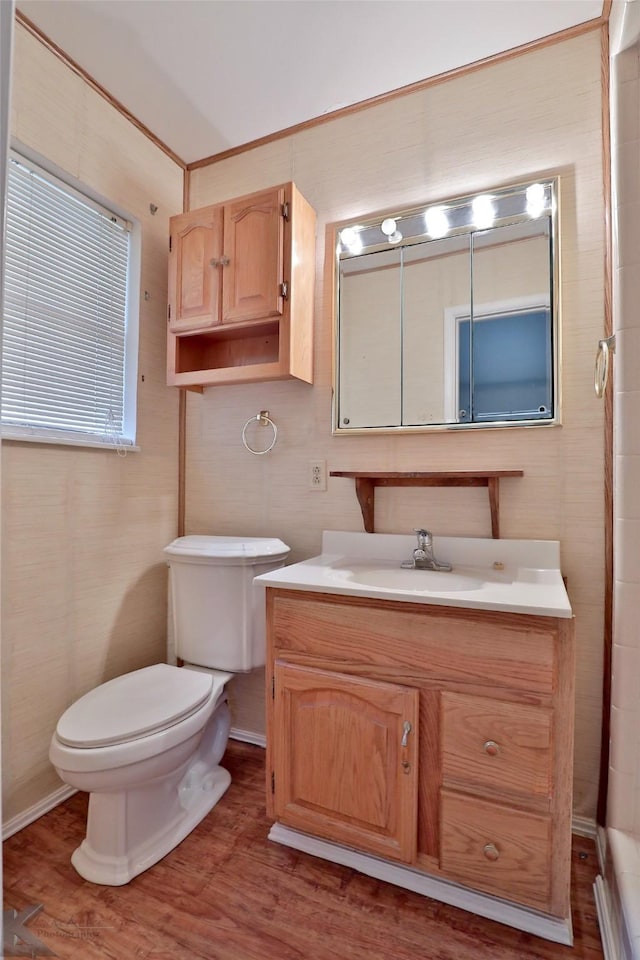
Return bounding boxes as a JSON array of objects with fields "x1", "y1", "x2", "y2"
[{"x1": 343, "y1": 565, "x2": 484, "y2": 593}]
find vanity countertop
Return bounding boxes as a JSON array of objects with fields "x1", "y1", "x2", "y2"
[{"x1": 254, "y1": 530, "x2": 573, "y2": 619}]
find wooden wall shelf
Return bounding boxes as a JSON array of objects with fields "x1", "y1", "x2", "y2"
[{"x1": 329, "y1": 471, "x2": 524, "y2": 539}]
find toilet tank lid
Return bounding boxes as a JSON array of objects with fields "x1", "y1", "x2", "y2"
[
  {"x1": 55, "y1": 664, "x2": 214, "y2": 748},
  {"x1": 164, "y1": 535, "x2": 290, "y2": 564}
]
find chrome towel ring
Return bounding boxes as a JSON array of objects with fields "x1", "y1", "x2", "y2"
[{"x1": 242, "y1": 410, "x2": 278, "y2": 455}]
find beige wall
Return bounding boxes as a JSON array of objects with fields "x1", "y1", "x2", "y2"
[
  {"x1": 187, "y1": 30, "x2": 606, "y2": 819},
  {"x1": 1, "y1": 24, "x2": 183, "y2": 822}
]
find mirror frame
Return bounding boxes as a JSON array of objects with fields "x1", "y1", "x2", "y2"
[{"x1": 331, "y1": 176, "x2": 561, "y2": 435}]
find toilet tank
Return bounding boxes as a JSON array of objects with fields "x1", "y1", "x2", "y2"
[{"x1": 163, "y1": 536, "x2": 290, "y2": 672}]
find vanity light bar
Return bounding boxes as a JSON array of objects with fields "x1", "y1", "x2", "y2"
[{"x1": 338, "y1": 179, "x2": 553, "y2": 257}]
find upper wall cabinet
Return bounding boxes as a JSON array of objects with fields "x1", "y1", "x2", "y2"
[{"x1": 167, "y1": 182, "x2": 316, "y2": 389}]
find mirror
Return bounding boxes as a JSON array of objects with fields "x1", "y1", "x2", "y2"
[{"x1": 334, "y1": 178, "x2": 558, "y2": 433}]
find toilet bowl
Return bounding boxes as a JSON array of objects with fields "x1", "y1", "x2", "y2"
[
  {"x1": 50, "y1": 663, "x2": 233, "y2": 885},
  {"x1": 50, "y1": 535, "x2": 289, "y2": 885}
]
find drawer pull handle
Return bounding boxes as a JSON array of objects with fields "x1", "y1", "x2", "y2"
[
  {"x1": 483, "y1": 739, "x2": 500, "y2": 757},
  {"x1": 483, "y1": 842, "x2": 500, "y2": 862},
  {"x1": 401, "y1": 721, "x2": 412, "y2": 748}
]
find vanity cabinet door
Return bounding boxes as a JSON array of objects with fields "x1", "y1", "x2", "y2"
[
  {"x1": 272, "y1": 662, "x2": 419, "y2": 863},
  {"x1": 168, "y1": 204, "x2": 224, "y2": 335}
]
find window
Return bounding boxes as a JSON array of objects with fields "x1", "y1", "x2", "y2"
[{"x1": 1, "y1": 151, "x2": 139, "y2": 448}]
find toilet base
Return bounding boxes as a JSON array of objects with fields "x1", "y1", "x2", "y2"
[
  {"x1": 70, "y1": 697, "x2": 233, "y2": 885},
  {"x1": 71, "y1": 764, "x2": 231, "y2": 885}
]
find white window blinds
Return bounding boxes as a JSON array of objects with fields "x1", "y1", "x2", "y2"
[{"x1": 2, "y1": 153, "x2": 136, "y2": 446}]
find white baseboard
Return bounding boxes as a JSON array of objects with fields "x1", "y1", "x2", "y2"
[
  {"x1": 594, "y1": 875, "x2": 621, "y2": 960},
  {"x1": 229, "y1": 727, "x2": 266, "y2": 748},
  {"x1": 572, "y1": 815, "x2": 598, "y2": 840},
  {"x1": 269, "y1": 822, "x2": 573, "y2": 945},
  {"x1": 597, "y1": 824, "x2": 608, "y2": 873},
  {"x1": 2, "y1": 784, "x2": 77, "y2": 840}
]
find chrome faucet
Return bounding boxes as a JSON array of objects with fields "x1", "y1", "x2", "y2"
[{"x1": 401, "y1": 528, "x2": 452, "y2": 572}]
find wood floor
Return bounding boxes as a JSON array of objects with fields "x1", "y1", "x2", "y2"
[{"x1": 3, "y1": 740, "x2": 604, "y2": 960}]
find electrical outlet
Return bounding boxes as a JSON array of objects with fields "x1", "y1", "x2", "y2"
[{"x1": 309, "y1": 459, "x2": 327, "y2": 491}]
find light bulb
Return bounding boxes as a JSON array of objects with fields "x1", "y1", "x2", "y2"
[
  {"x1": 380, "y1": 218, "x2": 397, "y2": 237},
  {"x1": 424, "y1": 206, "x2": 449, "y2": 239},
  {"x1": 472, "y1": 194, "x2": 495, "y2": 229},
  {"x1": 339, "y1": 226, "x2": 362, "y2": 254},
  {"x1": 526, "y1": 183, "x2": 546, "y2": 218}
]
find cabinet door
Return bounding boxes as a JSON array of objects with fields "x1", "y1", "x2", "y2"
[
  {"x1": 168, "y1": 204, "x2": 223, "y2": 334},
  {"x1": 222, "y1": 187, "x2": 285, "y2": 324},
  {"x1": 272, "y1": 662, "x2": 419, "y2": 863}
]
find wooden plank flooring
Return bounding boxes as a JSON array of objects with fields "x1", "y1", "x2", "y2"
[{"x1": 3, "y1": 740, "x2": 604, "y2": 959}]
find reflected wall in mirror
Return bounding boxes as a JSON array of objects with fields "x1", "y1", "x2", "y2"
[{"x1": 334, "y1": 178, "x2": 558, "y2": 433}]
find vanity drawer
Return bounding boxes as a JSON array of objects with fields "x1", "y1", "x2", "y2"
[
  {"x1": 268, "y1": 591, "x2": 556, "y2": 694},
  {"x1": 441, "y1": 692, "x2": 552, "y2": 801},
  {"x1": 440, "y1": 790, "x2": 551, "y2": 910}
]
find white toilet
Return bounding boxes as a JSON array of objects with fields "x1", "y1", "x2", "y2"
[{"x1": 49, "y1": 534, "x2": 289, "y2": 886}]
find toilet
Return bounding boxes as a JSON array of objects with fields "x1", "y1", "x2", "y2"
[{"x1": 49, "y1": 534, "x2": 289, "y2": 886}]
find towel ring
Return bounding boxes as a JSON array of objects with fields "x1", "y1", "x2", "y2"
[{"x1": 242, "y1": 410, "x2": 278, "y2": 455}]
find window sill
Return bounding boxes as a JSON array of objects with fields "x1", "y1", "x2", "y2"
[{"x1": 1, "y1": 427, "x2": 140, "y2": 452}]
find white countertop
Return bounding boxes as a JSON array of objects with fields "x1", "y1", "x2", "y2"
[{"x1": 254, "y1": 531, "x2": 573, "y2": 619}]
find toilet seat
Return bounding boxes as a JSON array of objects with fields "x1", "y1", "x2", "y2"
[
  {"x1": 56, "y1": 664, "x2": 213, "y2": 748},
  {"x1": 50, "y1": 665, "x2": 232, "y2": 774}
]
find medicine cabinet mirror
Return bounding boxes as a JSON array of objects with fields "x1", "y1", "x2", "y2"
[{"x1": 333, "y1": 177, "x2": 559, "y2": 433}]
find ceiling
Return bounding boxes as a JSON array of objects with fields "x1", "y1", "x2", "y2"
[{"x1": 16, "y1": 0, "x2": 605, "y2": 166}]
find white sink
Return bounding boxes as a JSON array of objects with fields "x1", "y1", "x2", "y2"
[
  {"x1": 254, "y1": 530, "x2": 573, "y2": 619},
  {"x1": 339, "y1": 564, "x2": 485, "y2": 593}
]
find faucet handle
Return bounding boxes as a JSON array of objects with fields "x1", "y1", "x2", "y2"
[{"x1": 413, "y1": 528, "x2": 431, "y2": 544}]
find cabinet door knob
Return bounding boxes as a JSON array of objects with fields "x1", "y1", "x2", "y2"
[
  {"x1": 483, "y1": 842, "x2": 500, "y2": 862},
  {"x1": 483, "y1": 739, "x2": 500, "y2": 757},
  {"x1": 219, "y1": 255, "x2": 230, "y2": 266}
]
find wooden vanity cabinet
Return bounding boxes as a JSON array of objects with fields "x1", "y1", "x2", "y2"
[
  {"x1": 265, "y1": 588, "x2": 575, "y2": 922},
  {"x1": 167, "y1": 182, "x2": 316, "y2": 388}
]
